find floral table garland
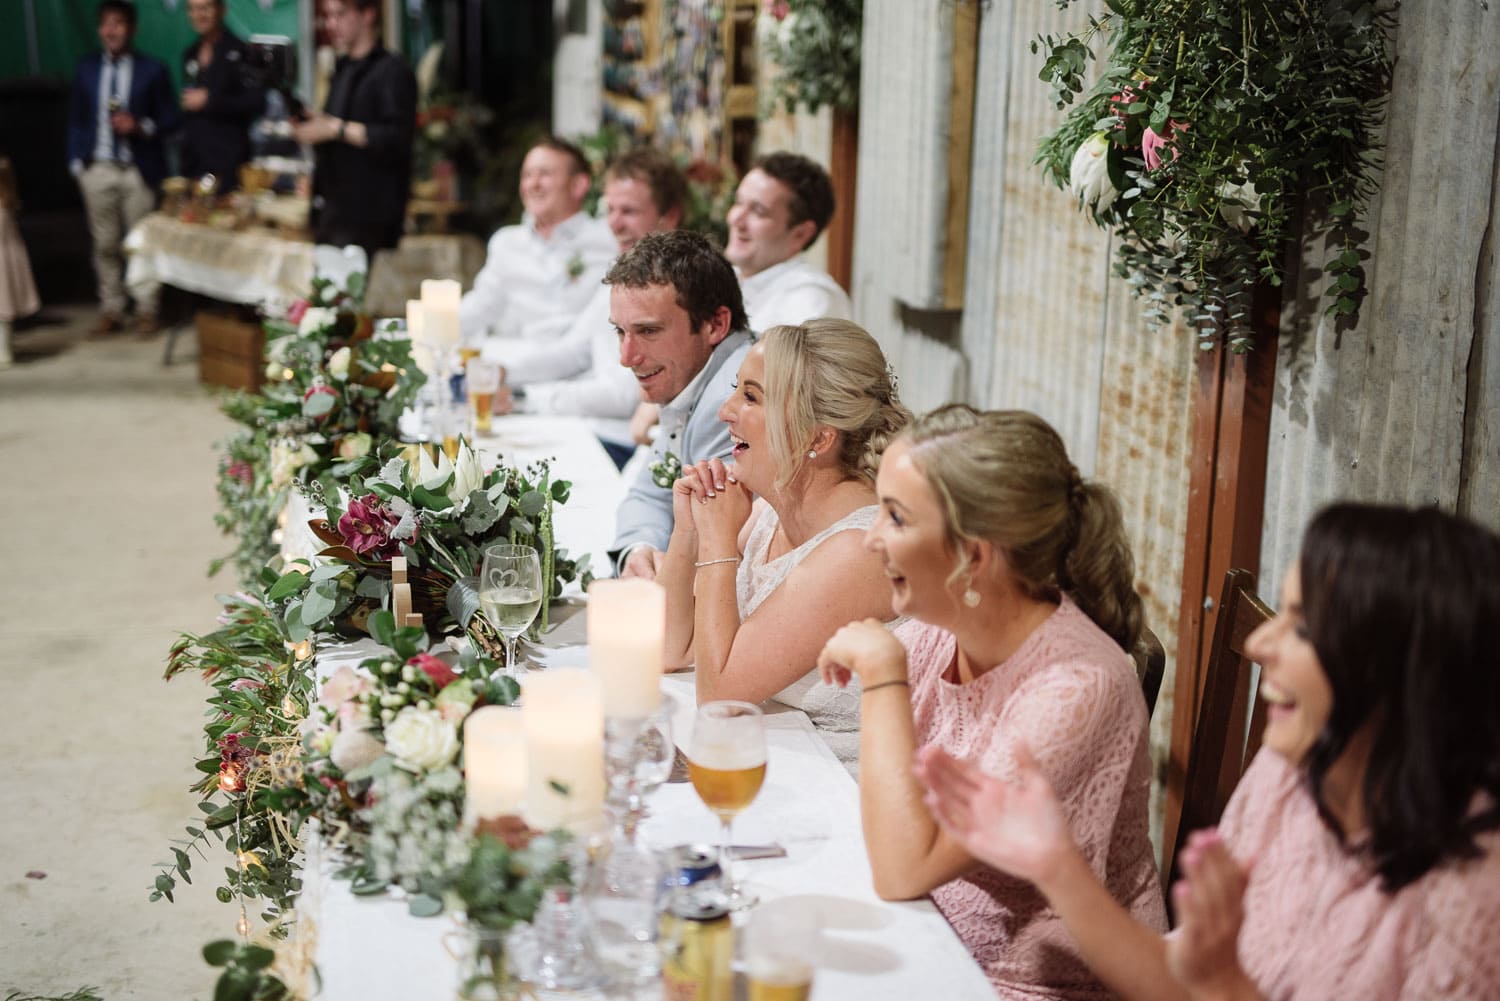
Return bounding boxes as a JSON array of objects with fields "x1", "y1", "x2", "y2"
[{"x1": 159, "y1": 273, "x2": 592, "y2": 1000}]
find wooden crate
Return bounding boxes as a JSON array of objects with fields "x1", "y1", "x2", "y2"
[{"x1": 196, "y1": 310, "x2": 264, "y2": 392}]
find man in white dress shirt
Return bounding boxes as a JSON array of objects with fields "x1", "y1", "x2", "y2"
[
  {"x1": 626, "y1": 151, "x2": 852, "y2": 446},
  {"x1": 488, "y1": 149, "x2": 687, "y2": 463},
  {"x1": 726, "y1": 151, "x2": 851, "y2": 330},
  {"x1": 459, "y1": 136, "x2": 617, "y2": 345}
]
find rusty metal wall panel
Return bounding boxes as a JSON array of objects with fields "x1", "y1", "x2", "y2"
[
  {"x1": 960, "y1": 0, "x2": 1196, "y2": 848},
  {"x1": 1261, "y1": 0, "x2": 1500, "y2": 595},
  {"x1": 965, "y1": 0, "x2": 1113, "y2": 469}
]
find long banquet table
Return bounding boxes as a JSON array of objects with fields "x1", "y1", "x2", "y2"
[{"x1": 298, "y1": 415, "x2": 994, "y2": 1000}]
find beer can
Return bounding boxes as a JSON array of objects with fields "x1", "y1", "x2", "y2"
[
  {"x1": 660, "y1": 891, "x2": 733, "y2": 1001},
  {"x1": 661, "y1": 844, "x2": 722, "y2": 893}
]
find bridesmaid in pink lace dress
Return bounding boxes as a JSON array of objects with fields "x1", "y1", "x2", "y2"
[
  {"x1": 918, "y1": 503, "x2": 1500, "y2": 1000},
  {"x1": 817, "y1": 405, "x2": 1165, "y2": 999},
  {"x1": 656, "y1": 320, "x2": 910, "y2": 763}
]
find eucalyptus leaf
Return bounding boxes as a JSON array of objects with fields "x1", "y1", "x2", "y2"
[
  {"x1": 447, "y1": 576, "x2": 482, "y2": 629},
  {"x1": 266, "y1": 570, "x2": 309, "y2": 602},
  {"x1": 203, "y1": 939, "x2": 237, "y2": 967},
  {"x1": 408, "y1": 893, "x2": 445, "y2": 917}
]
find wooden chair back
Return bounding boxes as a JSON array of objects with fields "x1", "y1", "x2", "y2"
[
  {"x1": 1131, "y1": 627, "x2": 1167, "y2": 720},
  {"x1": 1166, "y1": 568, "x2": 1273, "y2": 882}
]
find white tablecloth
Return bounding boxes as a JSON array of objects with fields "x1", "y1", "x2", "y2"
[
  {"x1": 124, "y1": 213, "x2": 315, "y2": 305},
  {"x1": 293, "y1": 415, "x2": 992, "y2": 1000}
]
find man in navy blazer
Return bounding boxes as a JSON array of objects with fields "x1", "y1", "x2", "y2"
[{"x1": 68, "y1": 0, "x2": 179, "y2": 336}]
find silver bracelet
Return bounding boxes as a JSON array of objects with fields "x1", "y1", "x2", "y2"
[{"x1": 693, "y1": 556, "x2": 740, "y2": 569}]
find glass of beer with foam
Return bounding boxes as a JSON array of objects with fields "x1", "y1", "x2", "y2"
[{"x1": 687, "y1": 700, "x2": 766, "y2": 909}]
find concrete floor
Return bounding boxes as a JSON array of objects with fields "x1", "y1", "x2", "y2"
[{"x1": 1, "y1": 309, "x2": 232, "y2": 999}]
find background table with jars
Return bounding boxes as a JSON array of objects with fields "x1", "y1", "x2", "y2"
[{"x1": 297, "y1": 415, "x2": 993, "y2": 1000}]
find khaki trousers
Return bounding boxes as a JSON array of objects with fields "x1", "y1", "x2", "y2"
[{"x1": 78, "y1": 162, "x2": 159, "y2": 317}]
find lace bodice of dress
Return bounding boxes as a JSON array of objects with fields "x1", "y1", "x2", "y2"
[{"x1": 734, "y1": 502, "x2": 883, "y2": 769}]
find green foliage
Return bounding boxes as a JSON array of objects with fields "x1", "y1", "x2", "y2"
[
  {"x1": 202, "y1": 940, "x2": 289, "y2": 1001},
  {"x1": 761, "y1": 0, "x2": 863, "y2": 115},
  {"x1": 451, "y1": 832, "x2": 574, "y2": 931},
  {"x1": 276, "y1": 439, "x2": 590, "y2": 649},
  {"x1": 155, "y1": 591, "x2": 313, "y2": 921},
  {"x1": 1034, "y1": 0, "x2": 1394, "y2": 349}
]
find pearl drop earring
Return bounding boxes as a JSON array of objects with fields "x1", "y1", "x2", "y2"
[{"x1": 807, "y1": 450, "x2": 817, "y2": 459}]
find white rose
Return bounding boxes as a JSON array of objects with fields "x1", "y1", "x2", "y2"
[
  {"x1": 383, "y1": 707, "x2": 459, "y2": 771},
  {"x1": 298, "y1": 307, "x2": 339, "y2": 337},
  {"x1": 266, "y1": 359, "x2": 284, "y2": 379},
  {"x1": 329, "y1": 725, "x2": 386, "y2": 773},
  {"x1": 1218, "y1": 177, "x2": 1261, "y2": 233},
  {"x1": 336, "y1": 432, "x2": 373, "y2": 459},
  {"x1": 1067, "y1": 132, "x2": 1119, "y2": 213},
  {"x1": 327, "y1": 346, "x2": 352, "y2": 381}
]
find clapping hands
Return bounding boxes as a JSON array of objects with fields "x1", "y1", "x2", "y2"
[
  {"x1": 1166, "y1": 830, "x2": 1254, "y2": 998},
  {"x1": 914, "y1": 743, "x2": 1076, "y2": 887}
]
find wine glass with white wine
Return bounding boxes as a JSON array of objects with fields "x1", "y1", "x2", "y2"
[
  {"x1": 688, "y1": 700, "x2": 767, "y2": 910},
  {"x1": 478, "y1": 543, "x2": 542, "y2": 679}
]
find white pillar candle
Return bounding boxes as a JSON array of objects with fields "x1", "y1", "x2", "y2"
[
  {"x1": 587, "y1": 579, "x2": 665, "y2": 720},
  {"x1": 405, "y1": 299, "x2": 426, "y2": 342},
  {"x1": 463, "y1": 706, "x2": 526, "y2": 821},
  {"x1": 521, "y1": 669, "x2": 605, "y2": 830},
  {"x1": 420, "y1": 278, "x2": 462, "y2": 347}
]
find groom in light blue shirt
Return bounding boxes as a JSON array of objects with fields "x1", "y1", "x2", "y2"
[{"x1": 608, "y1": 231, "x2": 753, "y2": 579}]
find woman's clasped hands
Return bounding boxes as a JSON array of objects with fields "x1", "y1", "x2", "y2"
[{"x1": 672, "y1": 457, "x2": 753, "y2": 554}]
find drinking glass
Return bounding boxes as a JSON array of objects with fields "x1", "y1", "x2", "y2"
[
  {"x1": 744, "y1": 901, "x2": 818, "y2": 1001},
  {"x1": 479, "y1": 543, "x2": 543, "y2": 679},
  {"x1": 467, "y1": 359, "x2": 501, "y2": 436},
  {"x1": 688, "y1": 700, "x2": 766, "y2": 909}
]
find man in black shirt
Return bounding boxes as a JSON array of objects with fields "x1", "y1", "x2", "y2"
[
  {"x1": 179, "y1": 0, "x2": 263, "y2": 191},
  {"x1": 292, "y1": 0, "x2": 416, "y2": 261}
]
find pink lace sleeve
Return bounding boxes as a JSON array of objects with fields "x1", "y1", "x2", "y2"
[{"x1": 982, "y1": 658, "x2": 1147, "y2": 872}]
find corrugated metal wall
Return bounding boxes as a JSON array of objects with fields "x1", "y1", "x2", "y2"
[
  {"x1": 858, "y1": 0, "x2": 1196, "y2": 837},
  {"x1": 1260, "y1": 1, "x2": 1500, "y2": 592}
]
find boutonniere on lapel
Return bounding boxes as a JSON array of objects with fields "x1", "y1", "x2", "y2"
[
  {"x1": 565, "y1": 251, "x2": 585, "y2": 283},
  {"x1": 650, "y1": 451, "x2": 682, "y2": 489}
]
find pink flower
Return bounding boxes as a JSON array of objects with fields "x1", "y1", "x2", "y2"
[
  {"x1": 225, "y1": 461, "x2": 254, "y2": 484},
  {"x1": 287, "y1": 298, "x2": 310, "y2": 325},
  {"x1": 1141, "y1": 120, "x2": 1189, "y2": 171},
  {"x1": 336, "y1": 493, "x2": 405, "y2": 559},
  {"x1": 229, "y1": 678, "x2": 266, "y2": 693},
  {"x1": 765, "y1": 0, "x2": 790, "y2": 19},
  {"x1": 319, "y1": 665, "x2": 370, "y2": 708},
  {"x1": 408, "y1": 652, "x2": 460, "y2": 690}
]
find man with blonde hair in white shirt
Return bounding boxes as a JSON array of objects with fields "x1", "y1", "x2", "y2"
[
  {"x1": 458, "y1": 136, "x2": 616, "y2": 345},
  {"x1": 488, "y1": 147, "x2": 688, "y2": 466}
]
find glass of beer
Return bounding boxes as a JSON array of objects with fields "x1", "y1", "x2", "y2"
[
  {"x1": 478, "y1": 543, "x2": 542, "y2": 679},
  {"x1": 687, "y1": 700, "x2": 766, "y2": 909},
  {"x1": 744, "y1": 901, "x2": 816, "y2": 1001},
  {"x1": 466, "y1": 359, "x2": 500, "y2": 436}
]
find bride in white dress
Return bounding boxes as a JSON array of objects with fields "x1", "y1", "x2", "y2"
[{"x1": 657, "y1": 319, "x2": 910, "y2": 769}]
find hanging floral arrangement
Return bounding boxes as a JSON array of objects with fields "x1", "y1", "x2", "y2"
[
  {"x1": 1034, "y1": 0, "x2": 1395, "y2": 349},
  {"x1": 759, "y1": 0, "x2": 863, "y2": 115}
]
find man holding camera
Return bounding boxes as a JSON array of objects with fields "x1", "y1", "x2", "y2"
[
  {"x1": 292, "y1": 0, "x2": 416, "y2": 261},
  {"x1": 179, "y1": 0, "x2": 264, "y2": 192},
  {"x1": 67, "y1": 0, "x2": 178, "y2": 336}
]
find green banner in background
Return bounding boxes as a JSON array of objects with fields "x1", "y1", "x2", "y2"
[{"x1": 1, "y1": 0, "x2": 299, "y2": 88}]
